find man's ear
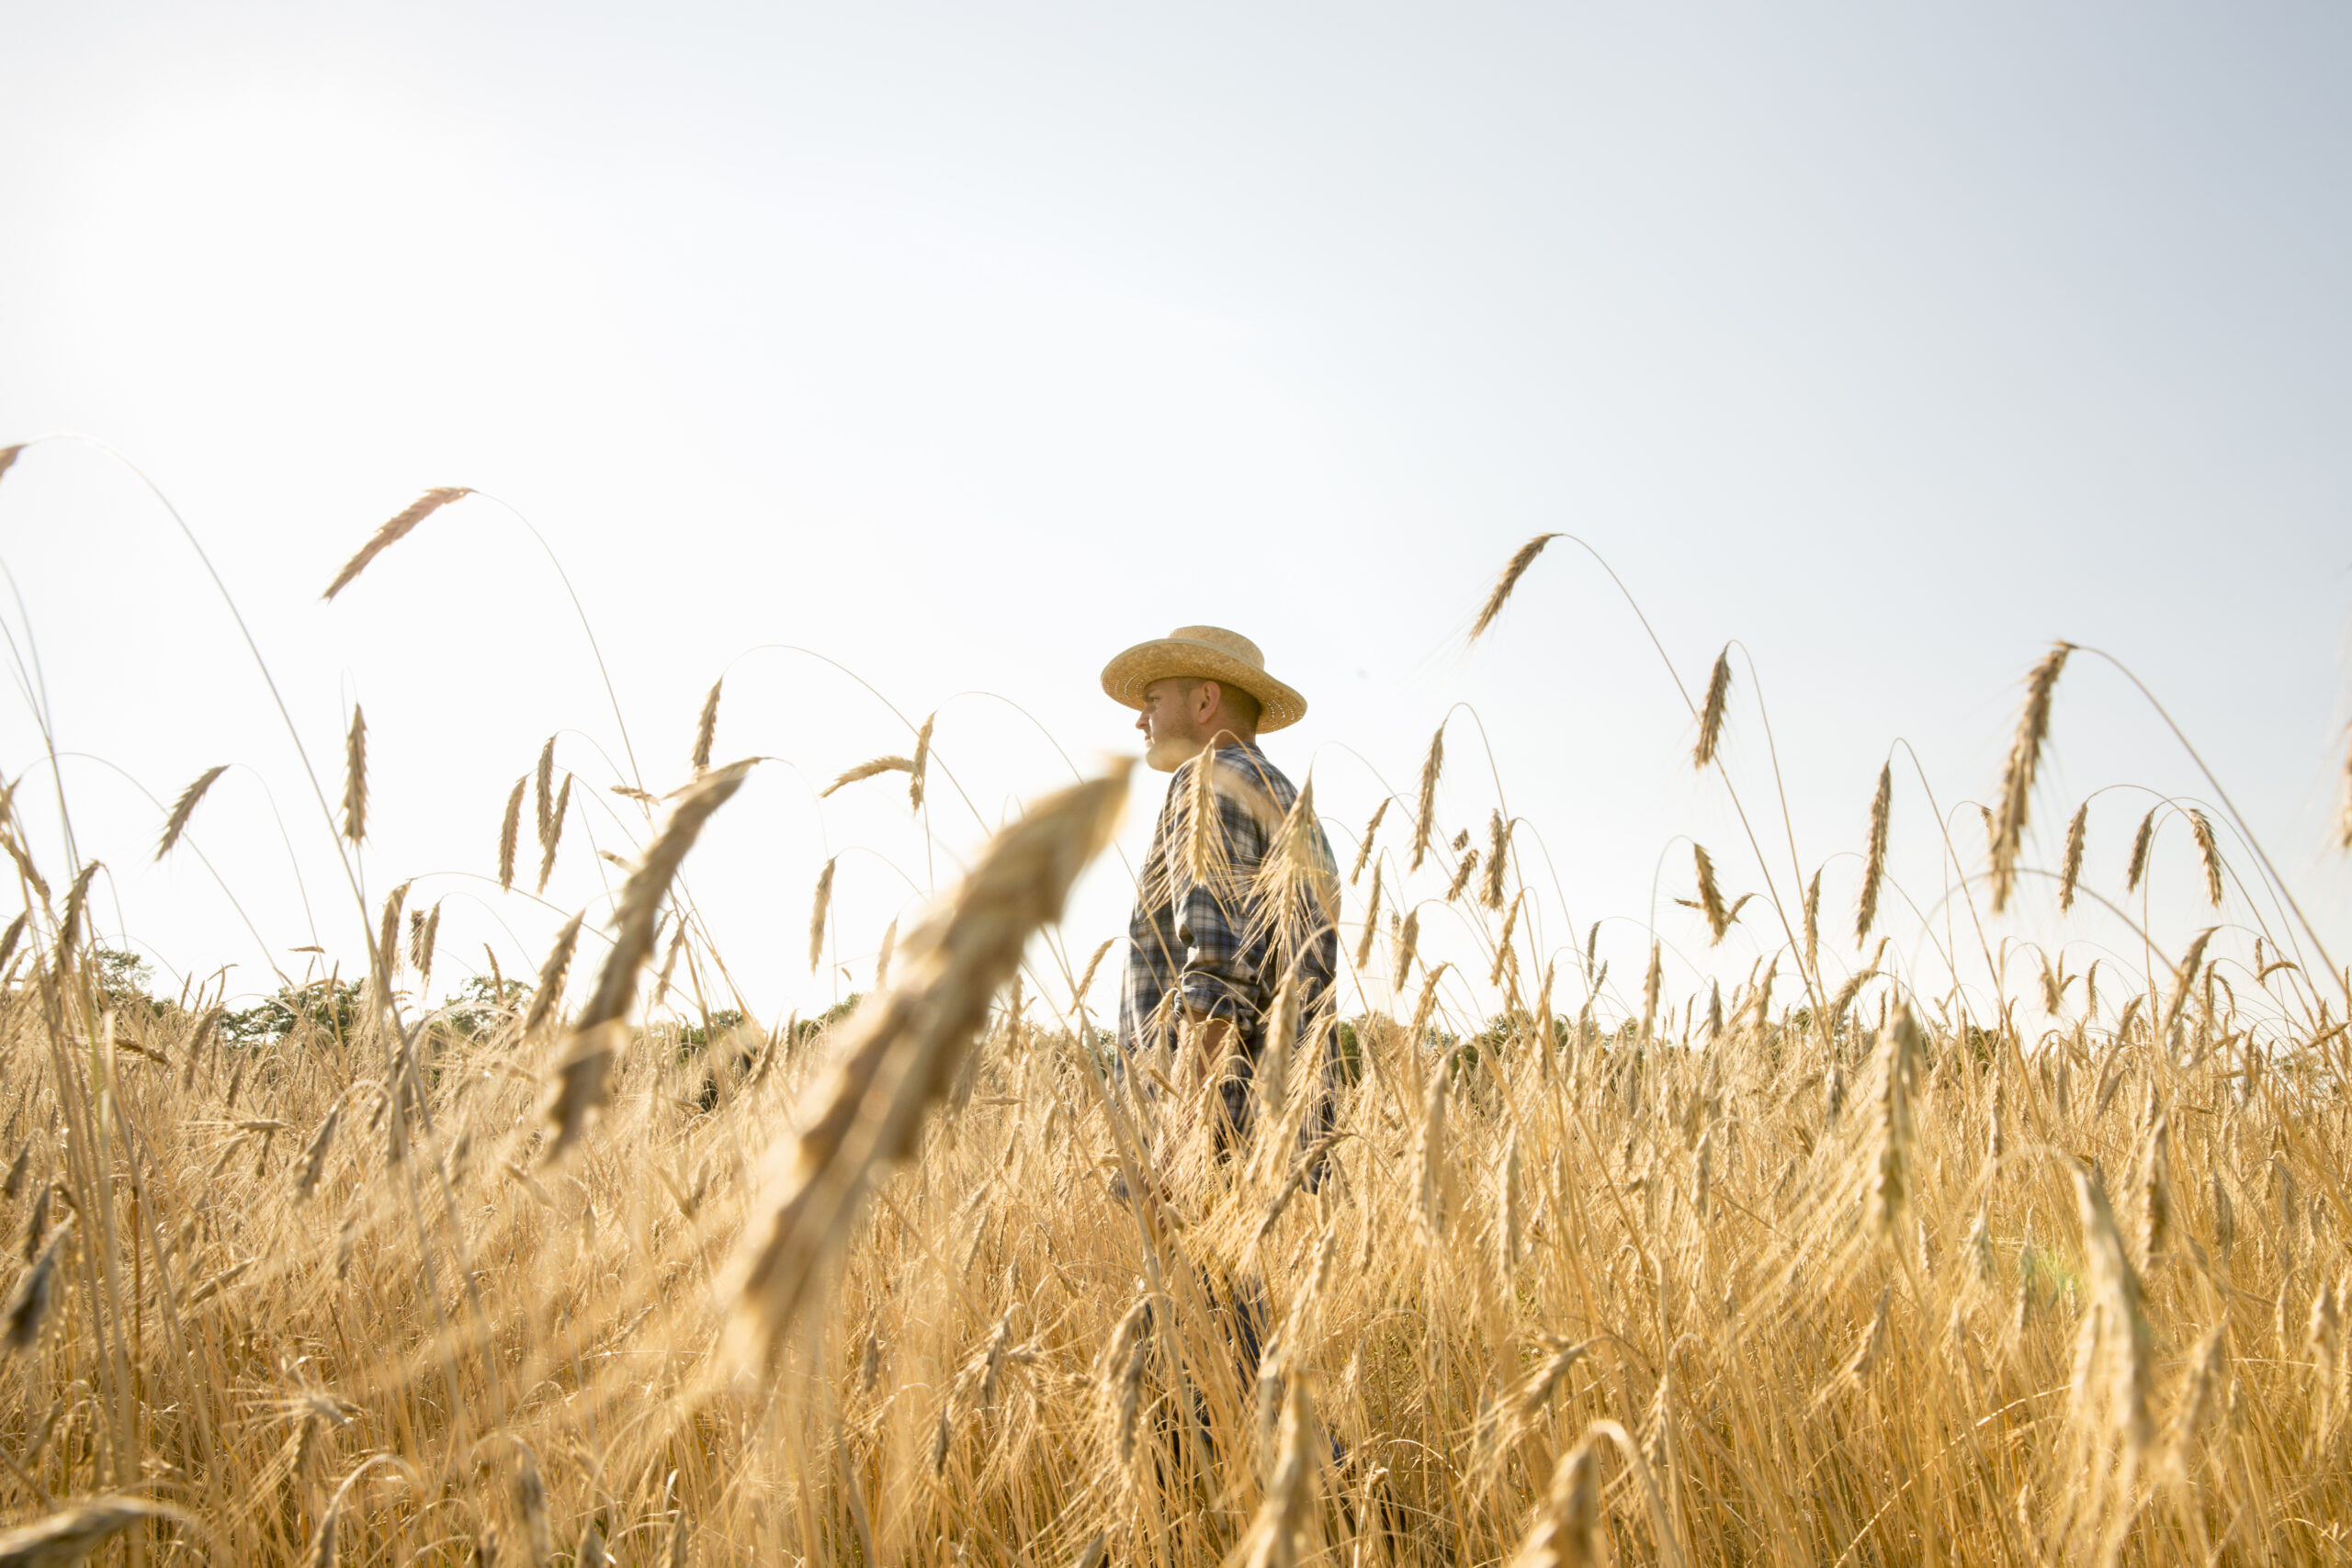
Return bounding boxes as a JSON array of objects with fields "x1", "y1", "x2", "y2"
[{"x1": 1193, "y1": 680, "x2": 1222, "y2": 723}]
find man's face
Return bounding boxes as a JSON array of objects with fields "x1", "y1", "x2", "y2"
[{"x1": 1136, "y1": 678, "x2": 1208, "y2": 773}]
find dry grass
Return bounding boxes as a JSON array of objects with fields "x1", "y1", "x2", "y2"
[{"x1": 0, "y1": 481, "x2": 2346, "y2": 1566}]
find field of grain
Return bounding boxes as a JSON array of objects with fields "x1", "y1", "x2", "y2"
[{"x1": 0, "y1": 458, "x2": 2347, "y2": 1565}]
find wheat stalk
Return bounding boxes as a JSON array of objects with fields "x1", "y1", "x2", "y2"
[
  {"x1": 1483, "y1": 809, "x2": 1510, "y2": 912},
  {"x1": 1990, "y1": 642, "x2": 2071, "y2": 912},
  {"x1": 1692, "y1": 649, "x2": 1731, "y2": 769},
  {"x1": 1469, "y1": 533, "x2": 1560, "y2": 643},
  {"x1": 322, "y1": 487, "x2": 470, "y2": 600},
  {"x1": 820, "y1": 757, "x2": 915, "y2": 797},
  {"x1": 726, "y1": 764, "x2": 1127, "y2": 1362},
  {"x1": 546, "y1": 761, "x2": 755, "y2": 1160}
]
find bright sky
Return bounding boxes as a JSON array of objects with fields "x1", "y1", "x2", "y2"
[{"x1": 4, "y1": 3, "x2": 2347, "y2": 1029}]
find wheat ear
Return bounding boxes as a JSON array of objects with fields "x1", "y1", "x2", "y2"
[
  {"x1": 2155, "y1": 928, "x2": 2216, "y2": 1043},
  {"x1": 1238, "y1": 1373, "x2": 1320, "y2": 1568},
  {"x1": 537, "y1": 774, "x2": 571, "y2": 894},
  {"x1": 1446, "y1": 848, "x2": 1479, "y2": 903},
  {"x1": 1393, "y1": 907, "x2": 1421, "y2": 990},
  {"x1": 1856, "y1": 762, "x2": 1891, "y2": 946},
  {"x1": 2126, "y1": 807, "x2": 2156, "y2": 892},
  {"x1": 322, "y1": 487, "x2": 470, "y2": 600},
  {"x1": 820, "y1": 757, "x2": 915, "y2": 797},
  {"x1": 1349, "y1": 798, "x2": 1387, "y2": 885},
  {"x1": 546, "y1": 759, "x2": 756, "y2": 1162},
  {"x1": 1990, "y1": 642, "x2": 2071, "y2": 912},
  {"x1": 1692, "y1": 845, "x2": 1729, "y2": 944},
  {"x1": 2059, "y1": 800, "x2": 2088, "y2": 913},
  {"x1": 58, "y1": 863, "x2": 100, "y2": 955},
  {"x1": 496, "y1": 776, "x2": 526, "y2": 891},
  {"x1": 691, "y1": 679, "x2": 722, "y2": 773},
  {"x1": 807, "y1": 858, "x2": 836, "y2": 975},
  {"x1": 534, "y1": 738, "x2": 556, "y2": 850},
  {"x1": 2068, "y1": 1159, "x2": 2154, "y2": 1456},
  {"x1": 155, "y1": 764, "x2": 228, "y2": 860},
  {"x1": 1692, "y1": 649, "x2": 1731, "y2": 768},
  {"x1": 910, "y1": 712, "x2": 936, "y2": 811},
  {"x1": 0, "y1": 1493, "x2": 187, "y2": 1564},
  {"x1": 1802, "y1": 867, "x2": 1821, "y2": 975},
  {"x1": 5, "y1": 1217, "x2": 71, "y2": 1350},
  {"x1": 726, "y1": 764, "x2": 1127, "y2": 1362},
  {"x1": 342, "y1": 706, "x2": 368, "y2": 844},
  {"x1": 1469, "y1": 533, "x2": 1561, "y2": 643},
  {"x1": 1483, "y1": 808, "x2": 1510, "y2": 911},
  {"x1": 1510, "y1": 1431, "x2": 1603, "y2": 1568},
  {"x1": 522, "y1": 913, "x2": 584, "y2": 1038},
  {"x1": 2189, "y1": 808, "x2": 2224, "y2": 908},
  {"x1": 1409, "y1": 725, "x2": 1444, "y2": 872}
]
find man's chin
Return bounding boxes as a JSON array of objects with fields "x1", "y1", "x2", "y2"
[{"x1": 1143, "y1": 737, "x2": 1193, "y2": 773}]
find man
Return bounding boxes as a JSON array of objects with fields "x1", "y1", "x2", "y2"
[{"x1": 1101, "y1": 625, "x2": 1340, "y2": 1153}]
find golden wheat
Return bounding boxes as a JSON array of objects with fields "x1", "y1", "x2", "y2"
[{"x1": 320, "y1": 487, "x2": 471, "y2": 601}]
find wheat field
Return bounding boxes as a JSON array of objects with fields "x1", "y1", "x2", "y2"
[{"x1": 0, "y1": 459, "x2": 2347, "y2": 1565}]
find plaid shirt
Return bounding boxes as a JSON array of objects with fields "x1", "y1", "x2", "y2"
[{"x1": 1119, "y1": 742, "x2": 1340, "y2": 1138}]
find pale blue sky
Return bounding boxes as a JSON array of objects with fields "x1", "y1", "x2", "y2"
[{"x1": 3, "y1": 4, "x2": 2346, "y2": 1022}]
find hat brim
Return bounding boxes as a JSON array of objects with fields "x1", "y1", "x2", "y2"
[{"x1": 1101, "y1": 638, "x2": 1307, "y2": 732}]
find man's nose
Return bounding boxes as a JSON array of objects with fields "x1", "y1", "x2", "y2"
[{"x1": 1135, "y1": 710, "x2": 1149, "y2": 734}]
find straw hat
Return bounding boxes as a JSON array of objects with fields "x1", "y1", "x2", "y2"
[{"x1": 1100, "y1": 626, "x2": 1307, "y2": 733}]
